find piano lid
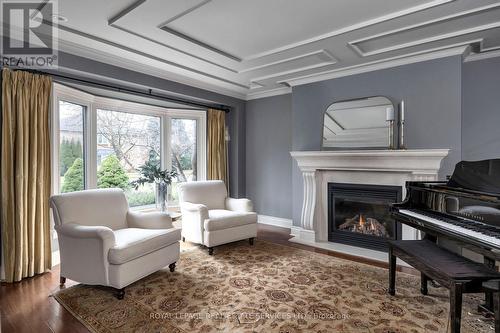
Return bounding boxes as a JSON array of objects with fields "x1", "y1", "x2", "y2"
[{"x1": 447, "y1": 159, "x2": 500, "y2": 195}]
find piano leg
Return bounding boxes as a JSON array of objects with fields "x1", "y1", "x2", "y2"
[
  {"x1": 388, "y1": 246, "x2": 396, "y2": 296},
  {"x1": 421, "y1": 273, "x2": 429, "y2": 295},
  {"x1": 479, "y1": 257, "x2": 496, "y2": 316},
  {"x1": 450, "y1": 282, "x2": 464, "y2": 333},
  {"x1": 495, "y1": 291, "x2": 500, "y2": 333}
]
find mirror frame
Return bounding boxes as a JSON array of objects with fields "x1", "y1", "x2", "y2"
[{"x1": 321, "y1": 96, "x2": 395, "y2": 151}]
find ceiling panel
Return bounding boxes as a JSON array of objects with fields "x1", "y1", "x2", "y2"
[
  {"x1": 12, "y1": 0, "x2": 500, "y2": 100},
  {"x1": 164, "y1": 0, "x2": 433, "y2": 59}
]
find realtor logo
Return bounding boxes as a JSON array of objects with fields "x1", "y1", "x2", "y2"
[{"x1": 1, "y1": 0, "x2": 58, "y2": 68}]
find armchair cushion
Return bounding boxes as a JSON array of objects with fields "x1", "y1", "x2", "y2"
[
  {"x1": 225, "y1": 198, "x2": 253, "y2": 212},
  {"x1": 127, "y1": 211, "x2": 173, "y2": 229},
  {"x1": 204, "y1": 210, "x2": 258, "y2": 232},
  {"x1": 108, "y1": 227, "x2": 181, "y2": 264},
  {"x1": 179, "y1": 180, "x2": 227, "y2": 210},
  {"x1": 51, "y1": 188, "x2": 128, "y2": 230}
]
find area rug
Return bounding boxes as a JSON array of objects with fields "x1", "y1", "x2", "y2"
[{"x1": 53, "y1": 240, "x2": 494, "y2": 332}]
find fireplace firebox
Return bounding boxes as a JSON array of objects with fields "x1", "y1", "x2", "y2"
[{"x1": 328, "y1": 183, "x2": 402, "y2": 251}]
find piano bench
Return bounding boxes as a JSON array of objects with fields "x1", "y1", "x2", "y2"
[
  {"x1": 482, "y1": 280, "x2": 500, "y2": 333},
  {"x1": 388, "y1": 239, "x2": 500, "y2": 333}
]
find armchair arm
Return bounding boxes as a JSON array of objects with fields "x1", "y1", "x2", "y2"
[
  {"x1": 180, "y1": 201, "x2": 208, "y2": 213},
  {"x1": 55, "y1": 223, "x2": 115, "y2": 241},
  {"x1": 179, "y1": 202, "x2": 208, "y2": 244},
  {"x1": 127, "y1": 211, "x2": 173, "y2": 229},
  {"x1": 225, "y1": 197, "x2": 254, "y2": 213},
  {"x1": 55, "y1": 223, "x2": 115, "y2": 285}
]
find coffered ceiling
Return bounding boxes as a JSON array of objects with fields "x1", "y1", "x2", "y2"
[{"x1": 11, "y1": 0, "x2": 500, "y2": 100}]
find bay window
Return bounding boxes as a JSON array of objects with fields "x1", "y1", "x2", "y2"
[{"x1": 52, "y1": 83, "x2": 206, "y2": 209}]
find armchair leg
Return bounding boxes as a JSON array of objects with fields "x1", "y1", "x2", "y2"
[
  {"x1": 208, "y1": 247, "x2": 214, "y2": 255},
  {"x1": 116, "y1": 288, "x2": 125, "y2": 300},
  {"x1": 60, "y1": 276, "x2": 66, "y2": 286},
  {"x1": 249, "y1": 237, "x2": 254, "y2": 246},
  {"x1": 169, "y1": 262, "x2": 176, "y2": 272}
]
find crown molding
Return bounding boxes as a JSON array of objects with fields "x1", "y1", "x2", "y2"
[
  {"x1": 464, "y1": 49, "x2": 500, "y2": 62},
  {"x1": 240, "y1": 49, "x2": 337, "y2": 73},
  {"x1": 52, "y1": 20, "x2": 248, "y2": 89},
  {"x1": 281, "y1": 44, "x2": 470, "y2": 87},
  {"x1": 250, "y1": 61, "x2": 336, "y2": 85},
  {"x1": 350, "y1": 22, "x2": 500, "y2": 57},
  {"x1": 246, "y1": 86, "x2": 292, "y2": 101},
  {"x1": 349, "y1": 3, "x2": 500, "y2": 57},
  {"x1": 56, "y1": 39, "x2": 248, "y2": 101},
  {"x1": 56, "y1": 39, "x2": 478, "y2": 102}
]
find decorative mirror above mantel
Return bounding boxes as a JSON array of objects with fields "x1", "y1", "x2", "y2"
[{"x1": 322, "y1": 96, "x2": 395, "y2": 150}]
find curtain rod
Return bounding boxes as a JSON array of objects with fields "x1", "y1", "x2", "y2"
[{"x1": 4, "y1": 67, "x2": 231, "y2": 113}]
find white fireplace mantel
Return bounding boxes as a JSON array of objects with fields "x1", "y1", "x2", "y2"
[
  {"x1": 291, "y1": 149, "x2": 450, "y2": 175},
  {"x1": 290, "y1": 149, "x2": 450, "y2": 261}
]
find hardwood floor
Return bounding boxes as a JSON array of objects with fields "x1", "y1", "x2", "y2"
[
  {"x1": 0, "y1": 264, "x2": 84, "y2": 333},
  {"x1": 0, "y1": 224, "x2": 415, "y2": 333}
]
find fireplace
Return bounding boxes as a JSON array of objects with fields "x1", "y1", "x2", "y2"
[{"x1": 328, "y1": 183, "x2": 402, "y2": 251}]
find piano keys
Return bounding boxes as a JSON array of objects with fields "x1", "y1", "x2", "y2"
[
  {"x1": 393, "y1": 159, "x2": 500, "y2": 258},
  {"x1": 397, "y1": 208, "x2": 500, "y2": 249}
]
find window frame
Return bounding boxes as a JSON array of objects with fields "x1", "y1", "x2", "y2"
[
  {"x1": 51, "y1": 85, "x2": 92, "y2": 193},
  {"x1": 51, "y1": 83, "x2": 207, "y2": 202}
]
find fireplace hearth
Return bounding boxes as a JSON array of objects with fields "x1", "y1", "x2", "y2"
[{"x1": 328, "y1": 183, "x2": 402, "y2": 251}]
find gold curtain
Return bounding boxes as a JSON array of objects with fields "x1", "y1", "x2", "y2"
[
  {"x1": 1, "y1": 69, "x2": 52, "y2": 282},
  {"x1": 207, "y1": 109, "x2": 228, "y2": 190}
]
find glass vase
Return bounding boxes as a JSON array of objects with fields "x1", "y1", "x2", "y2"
[{"x1": 156, "y1": 182, "x2": 168, "y2": 212}]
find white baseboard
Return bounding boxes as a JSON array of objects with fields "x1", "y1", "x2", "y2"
[
  {"x1": 290, "y1": 226, "x2": 316, "y2": 242},
  {"x1": 258, "y1": 215, "x2": 293, "y2": 228}
]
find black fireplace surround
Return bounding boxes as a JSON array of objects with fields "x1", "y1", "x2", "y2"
[{"x1": 328, "y1": 183, "x2": 402, "y2": 251}]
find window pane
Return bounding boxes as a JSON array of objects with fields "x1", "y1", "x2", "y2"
[
  {"x1": 96, "y1": 109, "x2": 161, "y2": 208},
  {"x1": 59, "y1": 101, "x2": 85, "y2": 193},
  {"x1": 170, "y1": 118, "x2": 197, "y2": 202}
]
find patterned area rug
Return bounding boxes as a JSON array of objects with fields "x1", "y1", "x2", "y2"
[{"x1": 53, "y1": 240, "x2": 494, "y2": 332}]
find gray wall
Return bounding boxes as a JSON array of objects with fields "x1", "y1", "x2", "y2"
[
  {"x1": 462, "y1": 57, "x2": 500, "y2": 161},
  {"x1": 291, "y1": 56, "x2": 463, "y2": 225},
  {"x1": 246, "y1": 94, "x2": 292, "y2": 219},
  {"x1": 50, "y1": 52, "x2": 248, "y2": 197}
]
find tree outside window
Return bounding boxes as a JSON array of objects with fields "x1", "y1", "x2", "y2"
[
  {"x1": 59, "y1": 101, "x2": 85, "y2": 193},
  {"x1": 96, "y1": 109, "x2": 161, "y2": 207},
  {"x1": 170, "y1": 118, "x2": 197, "y2": 201}
]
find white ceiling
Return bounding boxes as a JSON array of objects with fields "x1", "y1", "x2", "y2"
[
  {"x1": 9, "y1": 0, "x2": 500, "y2": 100},
  {"x1": 164, "y1": 0, "x2": 423, "y2": 59}
]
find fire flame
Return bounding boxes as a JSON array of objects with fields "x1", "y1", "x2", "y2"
[{"x1": 359, "y1": 214, "x2": 365, "y2": 227}]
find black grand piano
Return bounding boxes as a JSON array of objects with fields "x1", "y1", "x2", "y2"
[
  {"x1": 391, "y1": 159, "x2": 500, "y2": 331},
  {"x1": 393, "y1": 159, "x2": 500, "y2": 261}
]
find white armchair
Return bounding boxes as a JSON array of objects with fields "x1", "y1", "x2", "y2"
[
  {"x1": 179, "y1": 180, "x2": 257, "y2": 255},
  {"x1": 50, "y1": 188, "x2": 181, "y2": 299}
]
